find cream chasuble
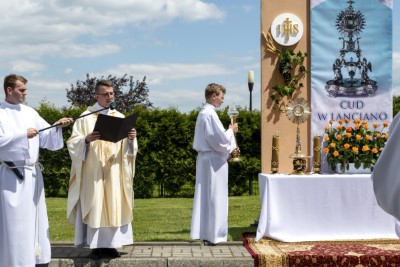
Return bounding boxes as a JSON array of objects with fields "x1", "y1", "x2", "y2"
[{"x1": 67, "y1": 103, "x2": 137, "y2": 232}]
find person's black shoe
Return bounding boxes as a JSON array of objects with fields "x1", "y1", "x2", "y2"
[
  {"x1": 103, "y1": 248, "x2": 121, "y2": 258},
  {"x1": 203, "y1": 240, "x2": 217, "y2": 246},
  {"x1": 89, "y1": 248, "x2": 103, "y2": 260}
]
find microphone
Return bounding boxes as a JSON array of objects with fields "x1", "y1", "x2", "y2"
[
  {"x1": 74, "y1": 101, "x2": 116, "y2": 121},
  {"x1": 39, "y1": 101, "x2": 116, "y2": 132}
]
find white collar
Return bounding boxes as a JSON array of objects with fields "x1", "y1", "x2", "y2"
[
  {"x1": 203, "y1": 103, "x2": 216, "y2": 110},
  {"x1": 1, "y1": 101, "x2": 22, "y2": 110},
  {"x1": 94, "y1": 102, "x2": 115, "y2": 115}
]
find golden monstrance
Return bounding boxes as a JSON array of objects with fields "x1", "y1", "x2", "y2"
[{"x1": 285, "y1": 97, "x2": 311, "y2": 174}]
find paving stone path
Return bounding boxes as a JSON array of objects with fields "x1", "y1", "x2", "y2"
[{"x1": 49, "y1": 241, "x2": 254, "y2": 267}]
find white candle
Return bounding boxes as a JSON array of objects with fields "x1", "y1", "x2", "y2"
[{"x1": 271, "y1": 131, "x2": 279, "y2": 173}]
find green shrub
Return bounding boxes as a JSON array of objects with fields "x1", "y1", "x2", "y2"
[{"x1": 37, "y1": 102, "x2": 261, "y2": 198}]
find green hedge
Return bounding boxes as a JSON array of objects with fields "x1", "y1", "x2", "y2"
[
  {"x1": 38, "y1": 96, "x2": 400, "y2": 198},
  {"x1": 37, "y1": 103, "x2": 261, "y2": 198}
]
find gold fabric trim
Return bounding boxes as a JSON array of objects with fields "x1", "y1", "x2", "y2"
[{"x1": 244, "y1": 233, "x2": 400, "y2": 267}]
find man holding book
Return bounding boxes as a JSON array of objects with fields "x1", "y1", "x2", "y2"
[{"x1": 66, "y1": 80, "x2": 138, "y2": 259}]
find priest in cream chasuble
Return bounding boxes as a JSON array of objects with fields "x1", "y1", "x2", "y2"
[{"x1": 67, "y1": 100, "x2": 137, "y2": 249}]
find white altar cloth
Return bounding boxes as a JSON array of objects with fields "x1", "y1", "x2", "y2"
[{"x1": 255, "y1": 173, "x2": 398, "y2": 242}]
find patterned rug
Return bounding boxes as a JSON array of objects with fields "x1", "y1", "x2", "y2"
[{"x1": 242, "y1": 232, "x2": 400, "y2": 267}]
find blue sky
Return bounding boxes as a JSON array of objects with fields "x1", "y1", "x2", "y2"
[{"x1": 0, "y1": 0, "x2": 398, "y2": 113}]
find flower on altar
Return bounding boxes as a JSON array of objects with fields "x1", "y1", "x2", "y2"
[{"x1": 323, "y1": 118, "x2": 389, "y2": 172}]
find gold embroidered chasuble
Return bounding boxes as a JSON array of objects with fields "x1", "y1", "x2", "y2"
[{"x1": 67, "y1": 104, "x2": 137, "y2": 228}]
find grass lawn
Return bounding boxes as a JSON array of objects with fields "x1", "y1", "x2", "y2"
[{"x1": 47, "y1": 196, "x2": 260, "y2": 242}]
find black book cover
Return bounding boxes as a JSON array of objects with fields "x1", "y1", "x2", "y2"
[{"x1": 93, "y1": 111, "x2": 139, "y2": 143}]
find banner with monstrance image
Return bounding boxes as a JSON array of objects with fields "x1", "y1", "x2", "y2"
[{"x1": 310, "y1": 0, "x2": 393, "y2": 173}]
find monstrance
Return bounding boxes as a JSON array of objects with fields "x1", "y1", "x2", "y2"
[
  {"x1": 228, "y1": 104, "x2": 240, "y2": 162},
  {"x1": 285, "y1": 97, "x2": 311, "y2": 174}
]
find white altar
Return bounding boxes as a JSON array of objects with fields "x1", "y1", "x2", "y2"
[{"x1": 255, "y1": 173, "x2": 398, "y2": 242}]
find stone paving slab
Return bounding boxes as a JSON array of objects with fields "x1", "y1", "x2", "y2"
[{"x1": 49, "y1": 241, "x2": 254, "y2": 267}]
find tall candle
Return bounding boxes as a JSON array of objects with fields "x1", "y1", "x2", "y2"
[
  {"x1": 271, "y1": 131, "x2": 279, "y2": 173},
  {"x1": 313, "y1": 135, "x2": 321, "y2": 173}
]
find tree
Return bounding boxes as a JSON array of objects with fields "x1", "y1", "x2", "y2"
[{"x1": 66, "y1": 73, "x2": 153, "y2": 113}]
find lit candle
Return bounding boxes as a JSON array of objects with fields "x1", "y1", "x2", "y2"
[
  {"x1": 271, "y1": 131, "x2": 279, "y2": 173},
  {"x1": 313, "y1": 135, "x2": 321, "y2": 173},
  {"x1": 248, "y1": 70, "x2": 254, "y2": 83}
]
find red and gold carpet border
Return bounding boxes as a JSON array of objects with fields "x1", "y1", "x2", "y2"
[{"x1": 242, "y1": 232, "x2": 400, "y2": 267}]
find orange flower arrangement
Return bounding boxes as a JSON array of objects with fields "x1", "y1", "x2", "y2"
[{"x1": 323, "y1": 119, "x2": 389, "y2": 172}]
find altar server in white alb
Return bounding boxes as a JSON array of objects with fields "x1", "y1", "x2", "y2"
[
  {"x1": 190, "y1": 83, "x2": 238, "y2": 245},
  {"x1": 372, "y1": 114, "x2": 400, "y2": 226},
  {"x1": 0, "y1": 74, "x2": 73, "y2": 267}
]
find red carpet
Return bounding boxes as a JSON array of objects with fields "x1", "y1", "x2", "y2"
[{"x1": 242, "y1": 232, "x2": 400, "y2": 267}]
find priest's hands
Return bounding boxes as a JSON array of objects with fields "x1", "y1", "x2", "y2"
[
  {"x1": 128, "y1": 128, "x2": 137, "y2": 140},
  {"x1": 27, "y1": 128, "x2": 39, "y2": 139},
  {"x1": 84, "y1": 128, "x2": 137, "y2": 143},
  {"x1": 85, "y1": 131, "x2": 100, "y2": 143}
]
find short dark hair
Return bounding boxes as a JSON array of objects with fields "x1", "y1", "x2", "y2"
[
  {"x1": 95, "y1": 80, "x2": 114, "y2": 93},
  {"x1": 3, "y1": 74, "x2": 28, "y2": 94}
]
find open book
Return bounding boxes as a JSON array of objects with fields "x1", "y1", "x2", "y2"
[{"x1": 93, "y1": 111, "x2": 139, "y2": 143}]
